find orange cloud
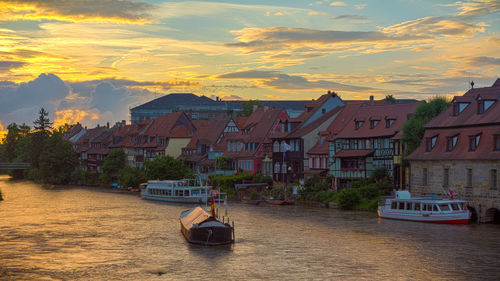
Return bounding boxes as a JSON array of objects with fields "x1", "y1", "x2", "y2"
[{"x1": 54, "y1": 109, "x2": 99, "y2": 128}]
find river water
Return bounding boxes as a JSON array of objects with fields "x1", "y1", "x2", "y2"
[{"x1": 1, "y1": 176, "x2": 500, "y2": 280}]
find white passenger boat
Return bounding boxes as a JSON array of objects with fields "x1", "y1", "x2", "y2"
[
  {"x1": 140, "y1": 178, "x2": 209, "y2": 204},
  {"x1": 378, "y1": 190, "x2": 470, "y2": 224}
]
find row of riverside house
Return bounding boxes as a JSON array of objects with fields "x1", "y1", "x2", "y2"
[
  {"x1": 63, "y1": 80, "x2": 500, "y2": 222},
  {"x1": 65, "y1": 91, "x2": 420, "y2": 187},
  {"x1": 64, "y1": 91, "x2": 418, "y2": 182}
]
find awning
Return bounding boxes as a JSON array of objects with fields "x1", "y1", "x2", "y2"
[{"x1": 335, "y1": 149, "x2": 374, "y2": 158}]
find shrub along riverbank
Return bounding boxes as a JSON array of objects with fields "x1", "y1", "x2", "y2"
[{"x1": 296, "y1": 169, "x2": 392, "y2": 211}]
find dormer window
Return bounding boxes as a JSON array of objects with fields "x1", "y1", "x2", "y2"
[
  {"x1": 370, "y1": 119, "x2": 379, "y2": 129},
  {"x1": 469, "y1": 134, "x2": 481, "y2": 151},
  {"x1": 385, "y1": 119, "x2": 395, "y2": 128},
  {"x1": 494, "y1": 135, "x2": 500, "y2": 151},
  {"x1": 453, "y1": 102, "x2": 469, "y2": 116},
  {"x1": 446, "y1": 134, "x2": 459, "y2": 152},
  {"x1": 478, "y1": 100, "x2": 495, "y2": 114},
  {"x1": 355, "y1": 120, "x2": 364, "y2": 130},
  {"x1": 425, "y1": 135, "x2": 438, "y2": 152}
]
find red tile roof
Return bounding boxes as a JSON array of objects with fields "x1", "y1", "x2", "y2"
[
  {"x1": 408, "y1": 79, "x2": 500, "y2": 161},
  {"x1": 334, "y1": 101, "x2": 421, "y2": 139},
  {"x1": 407, "y1": 125, "x2": 500, "y2": 160},
  {"x1": 425, "y1": 81, "x2": 500, "y2": 129}
]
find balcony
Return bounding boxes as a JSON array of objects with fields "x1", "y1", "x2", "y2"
[
  {"x1": 333, "y1": 168, "x2": 366, "y2": 179},
  {"x1": 374, "y1": 148, "x2": 393, "y2": 159}
]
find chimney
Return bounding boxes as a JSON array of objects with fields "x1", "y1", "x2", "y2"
[{"x1": 369, "y1": 95, "x2": 374, "y2": 106}]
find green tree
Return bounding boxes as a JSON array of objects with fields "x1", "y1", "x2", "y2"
[
  {"x1": 402, "y1": 96, "x2": 450, "y2": 158},
  {"x1": 33, "y1": 107, "x2": 53, "y2": 135},
  {"x1": 119, "y1": 166, "x2": 145, "y2": 188},
  {"x1": 102, "y1": 148, "x2": 126, "y2": 180},
  {"x1": 143, "y1": 156, "x2": 193, "y2": 180},
  {"x1": 215, "y1": 156, "x2": 231, "y2": 170},
  {"x1": 385, "y1": 95, "x2": 398, "y2": 104},
  {"x1": 30, "y1": 108, "x2": 53, "y2": 167},
  {"x1": 38, "y1": 132, "x2": 78, "y2": 184},
  {"x1": 238, "y1": 100, "x2": 262, "y2": 117}
]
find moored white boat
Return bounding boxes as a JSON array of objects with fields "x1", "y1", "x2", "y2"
[
  {"x1": 140, "y1": 178, "x2": 209, "y2": 203},
  {"x1": 378, "y1": 190, "x2": 470, "y2": 224}
]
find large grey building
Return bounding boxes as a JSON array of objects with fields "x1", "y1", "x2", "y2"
[{"x1": 130, "y1": 93, "x2": 311, "y2": 123}]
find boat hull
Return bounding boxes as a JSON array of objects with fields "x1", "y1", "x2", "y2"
[
  {"x1": 378, "y1": 207, "x2": 470, "y2": 224},
  {"x1": 180, "y1": 223, "x2": 233, "y2": 246},
  {"x1": 141, "y1": 194, "x2": 207, "y2": 204}
]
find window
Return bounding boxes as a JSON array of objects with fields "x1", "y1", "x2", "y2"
[
  {"x1": 355, "y1": 120, "x2": 364, "y2": 130},
  {"x1": 453, "y1": 102, "x2": 469, "y2": 116},
  {"x1": 446, "y1": 135, "x2": 458, "y2": 151},
  {"x1": 443, "y1": 168, "x2": 449, "y2": 187},
  {"x1": 370, "y1": 119, "x2": 379, "y2": 129},
  {"x1": 425, "y1": 136, "x2": 438, "y2": 152},
  {"x1": 439, "y1": 204, "x2": 450, "y2": 211},
  {"x1": 391, "y1": 201, "x2": 397, "y2": 209},
  {"x1": 423, "y1": 168, "x2": 428, "y2": 186},
  {"x1": 433, "y1": 205, "x2": 439, "y2": 212},
  {"x1": 478, "y1": 100, "x2": 495, "y2": 114},
  {"x1": 495, "y1": 135, "x2": 500, "y2": 151},
  {"x1": 386, "y1": 119, "x2": 395, "y2": 128},
  {"x1": 469, "y1": 134, "x2": 481, "y2": 151},
  {"x1": 414, "y1": 203, "x2": 420, "y2": 211},
  {"x1": 451, "y1": 203, "x2": 459, "y2": 211},
  {"x1": 467, "y1": 168, "x2": 473, "y2": 187},
  {"x1": 406, "y1": 202, "x2": 413, "y2": 210},
  {"x1": 491, "y1": 169, "x2": 497, "y2": 190},
  {"x1": 398, "y1": 202, "x2": 405, "y2": 210}
]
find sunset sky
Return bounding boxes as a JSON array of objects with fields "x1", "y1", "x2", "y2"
[{"x1": 0, "y1": 0, "x2": 499, "y2": 133}]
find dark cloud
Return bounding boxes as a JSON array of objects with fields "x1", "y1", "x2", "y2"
[
  {"x1": 468, "y1": 56, "x2": 500, "y2": 66},
  {"x1": 0, "y1": 73, "x2": 70, "y2": 125},
  {"x1": 1, "y1": 0, "x2": 154, "y2": 22},
  {"x1": 332, "y1": 14, "x2": 369, "y2": 21},
  {"x1": 0, "y1": 61, "x2": 26, "y2": 72},
  {"x1": 216, "y1": 70, "x2": 377, "y2": 92}
]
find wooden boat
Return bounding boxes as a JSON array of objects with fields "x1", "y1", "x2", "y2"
[
  {"x1": 265, "y1": 198, "x2": 295, "y2": 205},
  {"x1": 241, "y1": 199, "x2": 263, "y2": 205},
  {"x1": 179, "y1": 206, "x2": 234, "y2": 246},
  {"x1": 378, "y1": 190, "x2": 470, "y2": 224},
  {"x1": 140, "y1": 179, "x2": 209, "y2": 203}
]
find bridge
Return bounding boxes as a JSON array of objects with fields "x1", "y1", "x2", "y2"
[{"x1": 0, "y1": 162, "x2": 31, "y2": 170}]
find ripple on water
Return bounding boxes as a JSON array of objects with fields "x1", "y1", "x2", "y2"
[{"x1": 1, "y1": 178, "x2": 500, "y2": 280}]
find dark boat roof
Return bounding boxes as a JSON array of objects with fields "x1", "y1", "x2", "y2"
[{"x1": 180, "y1": 206, "x2": 211, "y2": 229}]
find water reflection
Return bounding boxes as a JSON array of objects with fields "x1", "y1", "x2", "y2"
[{"x1": 1, "y1": 177, "x2": 500, "y2": 280}]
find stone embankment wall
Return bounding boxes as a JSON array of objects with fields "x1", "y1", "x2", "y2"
[{"x1": 409, "y1": 160, "x2": 500, "y2": 223}]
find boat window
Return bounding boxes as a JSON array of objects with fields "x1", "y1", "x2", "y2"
[
  {"x1": 398, "y1": 202, "x2": 405, "y2": 210},
  {"x1": 439, "y1": 204, "x2": 450, "y2": 211},
  {"x1": 414, "y1": 203, "x2": 420, "y2": 211},
  {"x1": 391, "y1": 201, "x2": 397, "y2": 209},
  {"x1": 167, "y1": 190, "x2": 172, "y2": 196},
  {"x1": 433, "y1": 205, "x2": 439, "y2": 212},
  {"x1": 451, "y1": 203, "x2": 459, "y2": 211},
  {"x1": 406, "y1": 202, "x2": 413, "y2": 210}
]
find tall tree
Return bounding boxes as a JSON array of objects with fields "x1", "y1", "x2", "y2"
[
  {"x1": 402, "y1": 96, "x2": 451, "y2": 159},
  {"x1": 38, "y1": 131, "x2": 78, "y2": 184},
  {"x1": 102, "y1": 148, "x2": 126, "y2": 179},
  {"x1": 31, "y1": 108, "x2": 53, "y2": 167},
  {"x1": 33, "y1": 107, "x2": 53, "y2": 135}
]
